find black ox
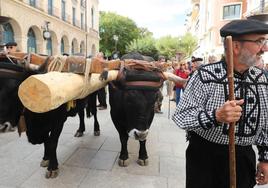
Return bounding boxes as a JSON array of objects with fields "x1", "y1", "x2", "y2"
[
  {"x1": 0, "y1": 56, "x2": 100, "y2": 178},
  {"x1": 105, "y1": 52, "x2": 164, "y2": 166}
]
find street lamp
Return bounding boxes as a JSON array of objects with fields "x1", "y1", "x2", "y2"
[
  {"x1": 113, "y1": 34, "x2": 118, "y2": 51},
  {"x1": 42, "y1": 21, "x2": 51, "y2": 40},
  {"x1": 112, "y1": 35, "x2": 119, "y2": 59}
]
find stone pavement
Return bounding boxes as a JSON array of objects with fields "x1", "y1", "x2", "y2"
[
  {"x1": 0, "y1": 95, "x2": 187, "y2": 188},
  {"x1": 0, "y1": 94, "x2": 267, "y2": 188}
]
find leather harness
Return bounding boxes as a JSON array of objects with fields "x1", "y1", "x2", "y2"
[{"x1": 114, "y1": 60, "x2": 165, "y2": 90}]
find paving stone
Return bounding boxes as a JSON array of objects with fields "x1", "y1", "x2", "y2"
[
  {"x1": 88, "y1": 150, "x2": 118, "y2": 170},
  {"x1": 79, "y1": 170, "x2": 167, "y2": 188},
  {"x1": 0, "y1": 158, "x2": 38, "y2": 187},
  {"x1": 100, "y1": 136, "x2": 121, "y2": 152},
  {"x1": 21, "y1": 166, "x2": 88, "y2": 188},
  {"x1": 168, "y1": 177, "x2": 185, "y2": 188},
  {"x1": 64, "y1": 148, "x2": 97, "y2": 168},
  {"x1": 160, "y1": 156, "x2": 185, "y2": 178}
]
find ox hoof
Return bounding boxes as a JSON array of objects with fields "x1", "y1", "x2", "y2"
[
  {"x1": 74, "y1": 131, "x2": 84, "y2": 137},
  {"x1": 45, "y1": 169, "x2": 59, "y2": 179},
  {"x1": 118, "y1": 159, "x2": 130, "y2": 167},
  {"x1": 94, "y1": 131, "x2": 100, "y2": 136},
  {"x1": 40, "y1": 160, "x2": 49, "y2": 167},
  {"x1": 137, "y1": 159, "x2": 149, "y2": 166}
]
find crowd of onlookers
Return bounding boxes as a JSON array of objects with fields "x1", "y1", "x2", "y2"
[{"x1": 165, "y1": 56, "x2": 204, "y2": 106}]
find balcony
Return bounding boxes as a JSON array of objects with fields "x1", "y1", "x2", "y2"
[{"x1": 245, "y1": 0, "x2": 268, "y2": 17}]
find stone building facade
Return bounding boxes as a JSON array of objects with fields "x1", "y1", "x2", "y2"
[{"x1": 0, "y1": 0, "x2": 99, "y2": 56}]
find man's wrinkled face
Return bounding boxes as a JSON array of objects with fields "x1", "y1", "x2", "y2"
[{"x1": 237, "y1": 34, "x2": 268, "y2": 68}]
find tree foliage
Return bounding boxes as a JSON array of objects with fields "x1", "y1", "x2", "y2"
[
  {"x1": 99, "y1": 11, "x2": 198, "y2": 60},
  {"x1": 155, "y1": 33, "x2": 198, "y2": 60},
  {"x1": 126, "y1": 36, "x2": 158, "y2": 59},
  {"x1": 99, "y1": 12, "x2": 140, "y2": 57},
  {"x1": 178, "y1": 33, "x2": 198, "y2": 58}
]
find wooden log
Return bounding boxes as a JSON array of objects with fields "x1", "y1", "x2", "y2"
[{"x1": 18, "y1": 70, "x2": 119, "y2": 113}]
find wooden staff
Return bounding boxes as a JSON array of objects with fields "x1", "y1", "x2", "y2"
[{"x1": 225, "y1": 36, "x2": 236, "y2": 188}]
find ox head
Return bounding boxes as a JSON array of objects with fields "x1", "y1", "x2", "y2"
[
  {"x1": 0, "y1": 56, "x2": 47, "y2": 132},
  {"x1": 0, "y1": 61, "x2": 29, "y2": 132}
]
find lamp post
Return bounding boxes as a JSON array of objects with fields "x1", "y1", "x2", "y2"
[
  {"x1": 112, "y1": 34, "x2": 119, "y2": 59},
  {"x1": 42, "y1": 21, "x2": 51, "y2": 40},
  {"x1": 113, "y1": 34, "x2": 118, "y2": 52}
]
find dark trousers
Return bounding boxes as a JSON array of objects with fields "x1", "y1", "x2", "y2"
[
  {"x1": 97, "y1": 87, "x2": 107, "y2": 107},
  {"x1": 186, "y1": 132, "x2": 256, "y2": 188}
]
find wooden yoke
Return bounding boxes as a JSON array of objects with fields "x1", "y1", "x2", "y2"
[{"x1": 226, "y1": 36, "x2": 236, "y2": 188}]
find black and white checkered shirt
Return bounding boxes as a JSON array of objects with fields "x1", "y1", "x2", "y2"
[{"x1": 172, "y1": 61, "x2": 268, "y2": 161}]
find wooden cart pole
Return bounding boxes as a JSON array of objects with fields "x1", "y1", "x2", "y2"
[{"x1": 226, "y1": 36, "x2": 236, "y2": 188}]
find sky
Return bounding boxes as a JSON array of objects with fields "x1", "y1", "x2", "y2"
[{"x1": 99, "y1": 0, "x2": 191, "y2": 39}]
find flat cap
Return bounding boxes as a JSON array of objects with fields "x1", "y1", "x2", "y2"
[
  {"x1": 5, "y1": 42, "x2": 17, "y2": 47},
  {"x1": 192, "y1": 57, "x2": 203, "y2": 62},
  {"x1": 220, "y1": 19, "x2": 268, "y2": 37}
]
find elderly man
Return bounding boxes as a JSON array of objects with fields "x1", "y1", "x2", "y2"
[{"x1": 172, "y1": 19, "x2": 268, "y2": 188}]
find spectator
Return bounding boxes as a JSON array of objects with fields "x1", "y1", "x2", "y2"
[
  {"x1": 96, "y1": 52, "x2": 107, "y2": 110},
  {"x1": 174, "y1": 61, "x2": 189, "y2": 105},
  {"x1": 5, "y1": 42, "x2": 18, "y2": 53},
  {"x1": 154, "y1": 55, "x2": 165, "y2": 113}
]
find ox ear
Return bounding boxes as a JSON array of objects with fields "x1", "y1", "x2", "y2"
[{"x1": 163, "y1": 72, "x2": 188, "y2": 84}]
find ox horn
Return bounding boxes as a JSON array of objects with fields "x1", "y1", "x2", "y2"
[{"x1": 162, "y1": 72, "x2": 188, "y2": 84}]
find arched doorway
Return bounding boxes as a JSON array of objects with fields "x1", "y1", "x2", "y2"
[
  {"x1": 61, "y1": 38, "x2": 65, "y2": 54},
  {"x1": 27, "y1": 28, "x2": 37, "y2": 53}
]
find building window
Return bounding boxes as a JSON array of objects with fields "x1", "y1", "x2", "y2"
[
  {"x1": 71, "y1": 40, "x2": 75, "y2": 55},
  {"x1": 91, "y1": 7, "x2": 94, "y2": 28},
  {"x1": 27, "y1": 28, "x2": 37, "y2": 53},
  {"x1": 48, "y1": 0, "x2": 53, "y2": 15},
  {"x1": 29, "y1": 0, "x2": 36, "y2": 7},
  {"x1": 81, "y1": 0, "x2": 86, "y2": 8},
  {"x1": 81, "y1": 13, "x2": 84, "y2": 29},
  {"x1": 61, "y1": 0, "x2": 66, "y2": 21},
  {"x1": 3, "y1": 23, "x2": 14, "y2": 44},
  {"x1": 223, "y1": 4, "x2": 241, "y2": 20},
  {"x1": 46, "y1": 38, "x2": 52, "y2": 56},
  {"x1": 72, "y1": 7, "x2": 76, "y2": 26},
  {"x1": 61, "y1": 38, "x2": 65, "y2": 54}
]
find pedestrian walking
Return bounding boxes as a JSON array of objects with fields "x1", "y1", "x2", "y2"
[
  {"x1": 172, "y1": 19, "x2": 268, "y2": 188},
  {"x1": 96, "y1": 52, "x2": 107, "y2": 110}
]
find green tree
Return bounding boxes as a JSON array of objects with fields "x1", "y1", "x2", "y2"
[
  {"x1": 126, "y1": 36, "x2": 158, "y2": 59},
  {"x1": 179, "y1": 32, "x2": 198, "y2": 58},
  {"x1": 155, "y1": 35, "x2": 181, "y2": 60},
  {"x1": 99, "y1": 12, "x2": 140, "y2": 57},
  {"x1": 155, "y1": 33, "x2": 197, "y2": 60}
]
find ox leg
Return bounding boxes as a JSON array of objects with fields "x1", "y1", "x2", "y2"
[
  {"x1": 74, "y1": 109, "x2": 85, "y2": 137},
  {"x1": 137, "y1": 140, "x2": 149, "y2": 166},
  {"x1": 45, "y1": 123, "x2": 64, "y2": 179},
  {"x1": 87, "y1": 92, "x2": 100, "y2": 136},
  {"x1": 40, "y1": 135, "x2": 50, "y2": 168},
  {"x1": 118, "y1": 132, "x2": 130, "y2": 167},
  {"x1": 93, "y1": 112, "x2": 100, "y2": 136}
]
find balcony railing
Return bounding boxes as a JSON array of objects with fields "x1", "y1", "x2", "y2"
[{"x1": 245, "y1": 1, "x2": 268, "y2": 17}]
